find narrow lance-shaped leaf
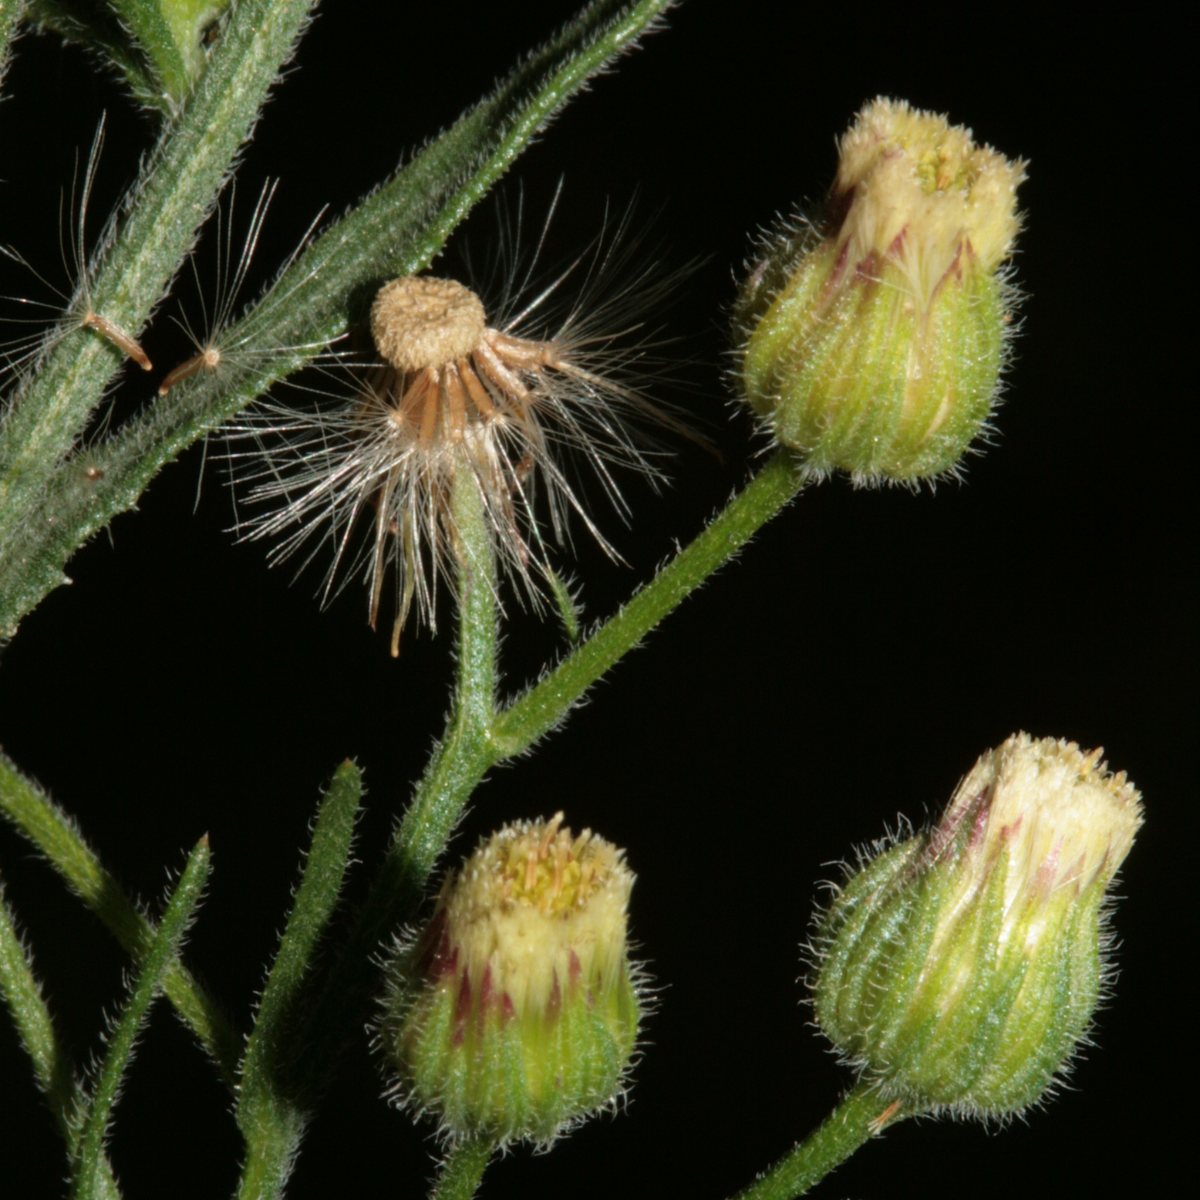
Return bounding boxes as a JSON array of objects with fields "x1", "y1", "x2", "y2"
[
  {"x1": 22, "y1": 1, "x2": 165, "y2": 109},
  {"x1": 0, "y1": 752, "x2": 240, "y2": 1087},
  {"x1": 159, "y1": 0, "x2": 234, "y2": 87},
  {"x1": 0, "y1": 877, "x2": 81, "y2": 1144},
  {"x1": 546, "y1": 566, "x2": 583, "y2": 643},
  {"x1": 235, "y1": 761, "x2": 362, "y2": 1200},
  {"x1": 0, "y1": 879, "x2": 122, "y2": 1198},
  {"x1": 70, "y1": 835, "x2": 212, "y2": 1200},
  {"x1": 0, "y1": 0, "x2": 677, "y2": 637},
  {"x1": 104, "y1": 0, "x2": 189, "y2": 102}
]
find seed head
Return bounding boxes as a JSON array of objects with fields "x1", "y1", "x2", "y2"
[{"x1": 240, "y1": 218, "x2": 685, "y2": 653}]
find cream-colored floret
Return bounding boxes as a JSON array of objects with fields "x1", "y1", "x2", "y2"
[
  {"x1": 939, "y1": 733, "x2": 1143, "y2": 954},
  {"x1": 834, "y1": 97, "x2": 1027, "y2": 305},
  {"x1": 438, "y1": 813, "x2": 634, "y2": 1019}
]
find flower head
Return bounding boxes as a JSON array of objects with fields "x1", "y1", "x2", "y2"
[
  {"x1": 237, "y1": 216, "x2": 683, "y2": 654},
  {"x1": 811, "y1": 734, "x2": 1142, "y2": 1118},
  {"x1": 380, "y1": 814, "x2": 644, "y2": 1147},
  {"x1": 736, "y1": 98, "x2": 1026, "y2": 484}
]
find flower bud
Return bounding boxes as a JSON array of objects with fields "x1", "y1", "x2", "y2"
[
  {"x1": 381, "y1": 814, "x2": 642, "y2": 1145},
  {"x1": 812, "y1": 734, "x2": 1143, "y2": 1118},
  {"x1": 736, "y1": 98, "x2": 1026, "y2": 483}
]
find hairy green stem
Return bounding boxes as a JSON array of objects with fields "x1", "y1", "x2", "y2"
[
  {"x1": 0, "y1": 753, "x2": 240, "y2": 1088},
  {"x1": 493, "y1": 448, "x2": 805, "y2": 755},
  {"x1": 71, "y1": 836, "x2": 211, "y2": 1200},
  {"x1": 731, "y1": 1083, "x2": 906, "y2": 1200},
  {"x1": 235, "y1": 762, "x2": 363, "y2": 1200},
  {"x1": 430, "y1": 1137, "x2": 496, "y2": 1200}
]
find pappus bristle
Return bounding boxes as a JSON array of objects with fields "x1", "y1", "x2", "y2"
[
  {"x1": 156, "y1": 180, "x2": 333, "y2": 398},
  {"x1": 0, "y1": 115, "x2": 151, "y2": 390},
  {"x1": 233, "y1": 198, "x2": 694, "y2": 655}
]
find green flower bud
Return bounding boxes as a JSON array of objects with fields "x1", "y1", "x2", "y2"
[
  {"x1": 811, "y1": 733, "x2": 1143, "y2": 1118},
  {"x1": 736, "y1": 98, "x2": 1026, "y2": 483},
  {"x1": 381, "y1": 814, "x2": 643, "y2": 1146}
]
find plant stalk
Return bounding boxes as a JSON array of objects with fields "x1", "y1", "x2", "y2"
[
  {"x1": 429, "y1": 1137, "x2": 495, "y2": 1200},
  {"x1": 731, "y1": 1083, "x2": 908, "y2": 1200},
  {"x1": 493, "y1": 447, "x2": 805, "y2": 755}
]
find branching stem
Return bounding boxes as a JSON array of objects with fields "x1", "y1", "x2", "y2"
[
  {"x1": 493, "y1": 448, "x2": 805, "y2": 755},
  {"x1": 296, "y1": 448, "x2": 804, "y2": 1099}
]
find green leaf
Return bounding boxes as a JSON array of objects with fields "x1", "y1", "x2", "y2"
[
  {"x1": 0, "y1": 0, "x2": 677, "y2": 638},
  {"x1": 0, "y1": 752, "x2": 240, "y2": 1087},
  {"x1": 25, "y1": 1, "x2": 166, "y2": 111},
  {"x1": 0, "y1": 0, "x2": 319, "y2": 636},
  {"x1": 0, "y1": 876, "x2": 81, "y2": 1143},
  {"x1": 235, "y1": 761, "x2": 362, "y2": 1200},
  {"x1": 546, "y1": 566, "x2": 583, "y2": 642},
  {"x1": 0, "y1": 879, "x2": 122, "y2": 1198},
  {"x1": 70, "y1": 835, "x2": 211, "y2": 1200},
  {"x1": 158, "y1": 0, "x2": 230, "y2": 85},
  {"x1": 105, "y1": 0, "x2": 190, "y2": 102}
]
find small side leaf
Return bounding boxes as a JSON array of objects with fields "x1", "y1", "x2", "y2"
[
  {"x1": 234, "y1": 761, "x2": 362, "y2": 1200},
  {"x1": 70, "y1": 835, "x2": 212, "y2": 1200},
  {"x1": 0, "y1": 752, "x2": 240, "y2": 1087},
  {"x1": 0, "y1": 878, "x2": 122, "y2": 1198},
  {"x1": 105, "y1": 0, "x2": 189, "y2": 101},
  {"x1": 158, "y1": 0, "x2": 231, "y2": 86},
  {"x1": 25, "y1": 0, "x2": 166, "y2": 111},
  {"x1": 546, "y1": 566, "x2": 583, "y2": 642}
]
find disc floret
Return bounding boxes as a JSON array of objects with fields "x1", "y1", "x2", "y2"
[{"x1": 381, "y1": 813, "x2": 643, "y2": 1147}]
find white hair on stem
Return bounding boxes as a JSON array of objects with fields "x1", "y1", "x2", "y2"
[{"x1": 230, "y1": 191, "x2": 697, "y2": 656}]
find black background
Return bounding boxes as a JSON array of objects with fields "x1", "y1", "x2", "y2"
[{"x1": 0, "y1": 3, "x2": 1189, "y2": 1198}]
